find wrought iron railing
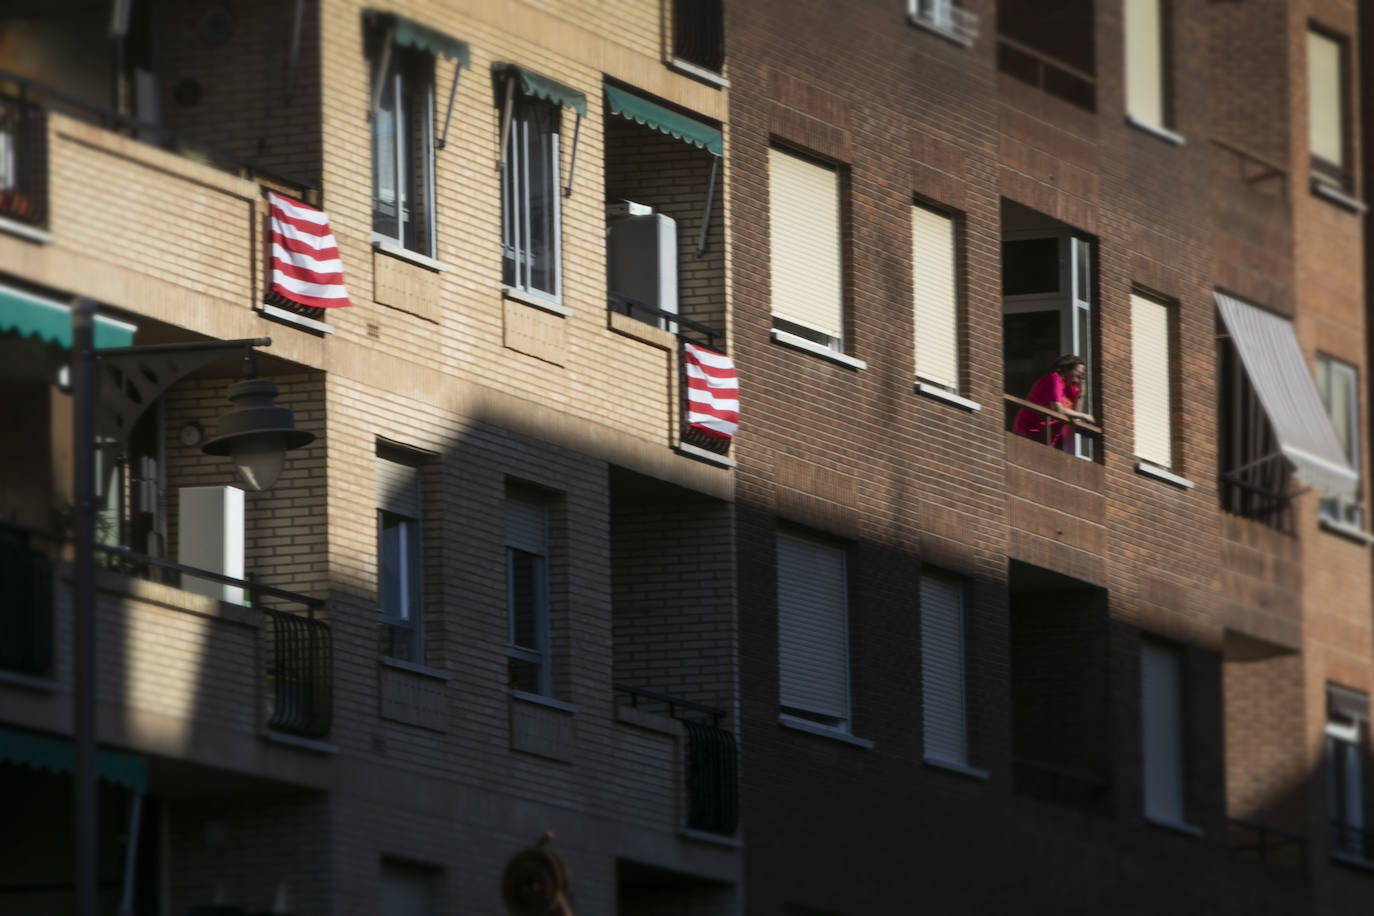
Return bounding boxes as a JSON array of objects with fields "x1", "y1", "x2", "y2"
[
  {"x1": 263, "y1": 605, "x2": 333, "y2": 739},
  {"x1": 0, "y1": 91, "x2": 46, "y2": 228},
  {"x1": 672, "y1": 0, "x2": 725, "y2": 74},
  {"x1": 996, "y1": 35, "x2": 1096, "y2": 111},
  {"x1": 615, "y1": 683, "x2": 739, "y2": 835},
  {"x1": 0, "y1": 69, "x2": 316, "y2": 195},
  {"x1": 0, "y1": 524, "x2": 56, "y2": 677},
  {"x1": 1331, "y1": 820, "x2": 1374, "y2": 863},
  {"x1": 1219, "y1": 472, "x2": 1293, "y2": 535},
  {"x1": 1228, "y1": 819, "x2": 1307, "y2": 874},
  {"x1": 1013, "y1": 757, "x2": 1109, "y2": 812}
]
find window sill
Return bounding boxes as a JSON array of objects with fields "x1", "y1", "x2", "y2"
[
  {"x1": 681, "y1": 829, "x2": 743, "y2": 849},
  {"x1": 770, "y1": 329, "x2": 866, "y2": 370},
  {"x1": 372, "y1": 238, "x2": 449, "y2": 272},
  {"x1": 923, "y1": 755, "x2": 989, "y2": 781},
  {"x1": 0, "y1": 669, "x2": 58, "y2": 692},
  {"x1": 260, "y1": 301, "x2": 334, "y2": 335},
  {"x1": 1125, "y1": 115, "x2": 1186, "y2": 147},
  {"x1": 915, "y1": 381, "x2": 980, "y2": 412},
  {"x1": 1144, "y1": 815, "x2": 1204, "y2": 838},
  {"x1": 262, "y1": 731, "x2": 339, "y2": 755},
  {"x1": 1332, "y1": 851, "x2": 1374, "y2": 873},
  {"x1": 667, "y1": 57, "x2": 730, "y2": 89},
  {"x1": 378, "y1": 656, "x2": 452, "y2": 682},
  {"x1": 777, "y1": 713, "x2": 874, "y2": 748},
  {"x1": 906, "y1": 14, "x2": 974, "y2": 48},
  {"x1": 1319, "y1": 515, "x2": 1374, "y2": 545},
  {"x1": 510, "y1": 688, "x2": 578, "y2": 714},
  {"x1": 0, "y1": 215, "x2": 52, "y2": 244},
  {"x1": 1311, "y1": 179, "x2": 1368, "y2": 214},
  {"x1": 503, "y1": 285, "x2": 570, "y2": 317},
  {"x1": 675, "y1": 441, "x2": 736, "y2": 468},
  {"x1": 1134, "y1": 461, "x2": 1194, "y2": 489}
]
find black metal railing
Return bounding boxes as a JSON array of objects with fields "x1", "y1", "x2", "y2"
[
  {"x1": 615, "y1": 683, "x2": 739, "y2": 835},
  {"x1": 0, "y1": 524, "x2": 56, "y2": 677},
  {"x1": 1228, "y1": 819, "x2": 1307, "y2": 874},
  {"x1": 672, "y1": 0, "x2": 725, "y2": 73},
  {"x1": 0, "y1": 68, "x2": 316, "y2": 194},
  {"x1": 1219, "y1": 474, "x2": 1293, "y2": 535},
  {"x1": 1331, "y1": 820, "x2": 1374, "y2": 862},
  {"x1": 263, "y1": 607, "x2": 333, "y2": 739},
  {"x1": 1013, "y1": 757, "x2": 1109, "y2": 812},
  {"x1": 0, "y1": 91, "x2": 47, "y2": 228},
  {"x1": 607, "y1": 293, "x2": 723, "y2": 350},
  {"x1": 996, "y1": 35, "x2": 1096, "y2": 111}
]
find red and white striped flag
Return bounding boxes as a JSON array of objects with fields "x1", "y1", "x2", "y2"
[
  {"x1": 683, "y1": 342, "x2": 739, "y2": 441},
  {"x1": 268, "y1": 192, "x2": 351, "y2": 309}
]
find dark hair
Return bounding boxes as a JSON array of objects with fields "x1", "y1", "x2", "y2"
[{"x1": 1051, "y1": 354, "x2": 1085, "y2": 376}]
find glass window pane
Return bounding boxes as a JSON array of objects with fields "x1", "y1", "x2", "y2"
[
  {"x1": 372, "y1": 68, "x2": 400, "y2": 239},
  {"x1": 380, "y1": 512, "x2": 406, "y2": 618},
  {"x1": 527, "y1": 106, "x2": 558, "y2": 296},
  {"x1": 508, "y1": 547, "x2": 540, "y2": 650},
  {"x1": 1002, "y1": 238, "x2": 1060, "y2": 295}
]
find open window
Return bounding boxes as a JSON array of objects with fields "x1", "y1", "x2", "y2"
[{"x1": 1001, "y1": 201, "x2": 1096, "y2": 459}]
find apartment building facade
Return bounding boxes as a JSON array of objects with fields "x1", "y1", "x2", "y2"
[
  {"x1": 726, "y1": 0, "x2": 1374, "y2": 914},
  {"x1": 0, "y1": 1, "x2": 739, "y2": 913}
]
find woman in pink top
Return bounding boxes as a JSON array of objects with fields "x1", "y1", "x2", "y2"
[{"x1": 1013, "y1": 354, "x2": 1095, "y2": 446}]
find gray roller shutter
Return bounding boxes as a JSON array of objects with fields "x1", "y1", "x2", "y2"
[
  {"x1": 776, "y1": 532, "x2": 849, "y2": 723},
  {"x1": 920, "y1": 571, "x2": 967, "y2": 765}
]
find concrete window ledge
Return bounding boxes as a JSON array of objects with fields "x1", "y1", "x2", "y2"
[
  {"x1": 1135, "y1": 461, "x2": 1195, "y2": 490},
  {"x1": 0, "y1": 670, "x2": 58, "y2": 693},
  {"x1": 1332, "y1": 851, "x2": 1374, "y2": 873},
  {"x1": 379, "y1": 656, "x2": 452, "y2": 681},
  {"x1": 923, "y1": 755, "x2": 989, "y2": 781},
  {"x1": 372, "y1": 238, "x2": 449, "y2": 272},
  {"x1": 778, "y1": 713, "x2": 874, "y2": 749},
  {"x1": 260, "y1": 302, "x2": 334, "y2": 335},
  {"x1": 675, "y1": 441, "x2": 736, "y2": 468},
  {"x1": 1311, "y1": 180, "x2": 1368, "y2": 214},
  {"x1": 681, "y1": 829, "x2": 742, "y2": 849},
  {"x1": 1319, "y1": 515, "x2": 1374, "y2": 545},
  {"x1": 263, "y1": 731, "x2": 338, "y2": 755},
  {"x1": 1144, "y1": 815, "x2": 1204, "y2": 838},
  {"x1": 0, "y1": 215, "x2": 52, "y2": 244},
  {"x1": 916, "y1": 382, "x2": 980, "y2": 412},
  {"x1": 1126, "y1": 115, "x2": 1186, "y2": 147},
  {"x1": 667, "y1": 58, "x2": 729, "y2": 89},
  {"x1": 770, "y1": 329, "x2": 867, "y2": 370},
  {"x1": 503, "y1": 285, "x2": 570, "y2": 317}
]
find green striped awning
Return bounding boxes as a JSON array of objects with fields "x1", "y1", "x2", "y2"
[
  {"x1": 364, "y1": 10, "x2": 469, "y2": 67},
  {"x1": 0, "y1": 725, "x2": 147, "y2": 791},
  {"x1": 0, "y1": 283, "x2": 136, "y2": 350},
  {"x1": 604, "y1": 85, "x2": 722, "y2": 156},
  {"x1": 507, "y1": 65, "x2": 587, "y2": 117}
]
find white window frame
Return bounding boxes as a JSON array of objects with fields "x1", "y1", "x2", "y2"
[
  {"x1": 1317, "y1": 354, "x2": 1363, "y2": 526},
  {"x1": 378, "y1": 509, "x2": 422, "y2": 659},
  {"x1": 907, "y1": 0, "x2": 977, "y2": 46},
  {"x1": 371, "y1": 40, "x2": 436, "y2": 257},
  {"x1": 506, "y1": 495, "x2": 552, "y2": 697},
  {"x1": 776, "y1": 530, "x2": 851, "y2": 731},
  {"x1": 501, "y1": 94, "x2": 563, "y2": 305}
]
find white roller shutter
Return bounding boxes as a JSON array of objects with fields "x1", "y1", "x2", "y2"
[
  {"x1": 1141, "y1": 641, "x2": 1185, "y2": 824},
  {"x1": 1131, "y1": 293, "x2": 1173, "y2": 468},
  {"x1": 376, "y1": 456, "x2": 421, "y2": 518},
  {"x1": 1308, "y1": 30, "x2": 1344, "y2": 166},
  {"x1": 1125, "y1": 0, "x2": 1164, "y2": 127},
  {"x1": 776, "y1": 532, "x2": 849, "y2": 723},
  {"x1": 505, "y1": 492, "x2": 547, "y2": 554},
  {"x1": 768, "y1": 147, "x2": 844, "y2": 342},
  {"x1": 920, "y1": 572, "x2": 967, "y2": 765},
  {"x1": 912, "y1": 205, "x2": 959, "y2": 391}
]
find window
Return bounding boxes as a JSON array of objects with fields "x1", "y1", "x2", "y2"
[
  {"x1": 1124, "y1": 0, "x2": 1167, "y2": 129},
  {"x1": 776, "y1": 531, "x2": 850, "y2": 730},
  {"x1": 502, "y1": 96, "x2": 562, "y2": 302},
  {"x1": 1327, "y1": 685, "x2": 1369, "y2": 860},
  {"x1": 1308, "y1": 28, "x2": 1351, "y2": 191},
  {"x1": 506, "y1": 489, "x2": 551, "y2": 696},
  {"x1": 370, "y1": 34, "x2": 435, "y2": 256},
  {"x1": 672, "y1": 0, "x2": 725, "y2": 74},
  {"x1": 768, "y1": 147, "x2": 845, "y2": 354},
  {"x1": 920, "y1": 571, "x2": 969, "y2": 768},
  {"x1": 908, "y1": 0, "x2": 978, "y2": 46},
  {"x1": 1131, "y1": 292, "x2": 1174, "y2": 469},
  {"x1": 1140, "y1": 640, "x2": 1188, "y2": 828},
  {"x1": 381, "y1": 861, "x2": 436, "y2": 916},
  {"x1": 377, "y1": 450, "x2": 423, "y2": 662},
  {"x1": 912, "y1": 204, "x2": 960, "y2": 393},
  {"x1": 1316, "y1": 354, "x2": 1362, "y2": 525}
]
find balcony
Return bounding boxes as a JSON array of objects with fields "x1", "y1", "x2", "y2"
[
  {"x1": 671, "y1": 0, "x2": 725, "y2": 79},
  {"x1": 1228, "y1": 820, "x2": 1307, "y2": 874},
  {"x1": 996, "y1": 0, "x2": 1095, "y2": 111}
]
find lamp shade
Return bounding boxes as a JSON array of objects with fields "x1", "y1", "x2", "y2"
[{"x1": 201, "y1": 379, "x2": 314, "y2": 491}]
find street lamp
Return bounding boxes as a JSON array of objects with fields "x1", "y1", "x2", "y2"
[{"x1": 201, "y1": 378, "x2": 315, "y2": 491}]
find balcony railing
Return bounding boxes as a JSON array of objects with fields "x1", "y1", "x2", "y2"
[
  {"x1": 0, "y1": 525, "x2": 56, "y2": 678},
  {"x1": 0, "y1": 91, "x2": 47, "y2": 229},
  {"x1": 615, "y1": 683, "x2": 739, "y2": 836},
  {"x1": 996, "y1": 35, "x2": 1096, "y2": 111},
  {"x1": 1004, "y1": 394, "x2": 1103, "y2": 457},
  {"x1": 672, "y1": 0, "x2": 725, "y2": 74},
  {"x1": 1331, "y1": 820, "x2": 1374, "y2": 864},
  {"x1": 608, "y1": 293, "x2": 722, "y2": 349},
  {"x1": 1013, "y1": 756, "x2": 1109, "y2": 812},
  {"x1": 263, "y1": 605, "x2": 333, "y2": 739},
  {"x1": 1228, "y1": 819, "x2": 1306, "y2": 874}
]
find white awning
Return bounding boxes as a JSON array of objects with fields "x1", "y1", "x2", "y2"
[{"x1": 1214, "y1": 291, "x2": 1358, "y2": 500}]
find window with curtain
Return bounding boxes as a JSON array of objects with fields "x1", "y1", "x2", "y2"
[
  {"x1": 1140, "y1": 640, "x2": 1187, "y2": 826},
  {"x1": 1308, "y1": 28, "x2": 1350, "y2": 191},
  {"x1": 776, "y1": 531, "x2": 850, "y2": 730},
  {"x1": 768, "y1": 147, "x2": 846, "y2": 353},
  {"x1": 912, "y1": 204, "x2": 960, "y2": 393},
  {"x1": 376, "y1": 450, "x2": 424, "y2": 662},
  {"x1": 920, "y1": 571, "x2": 968, "y2": 767},
  {"x1": 502, "y1": 97, "x2": 562, "y2": 301},
  {"x1": 506, "y1": 489, "x2": 551, "y2": 696},
  {"x1": 371, "y1": 39, "x2": 435, "y2": 256},
  {"x1": 1124, "y1": 0, "x2": 1166, "y2": 128},
  {"x1": 1131, "y1": 292, "x2": 1174, "y2": 469},
  {"x1": 1316, "y1": 354, "x2": 1362, "y2": 525}
]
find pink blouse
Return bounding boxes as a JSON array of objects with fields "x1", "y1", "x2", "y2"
[{"x1": 1013, "y1": 372, "x2": 1079, "y2": 445}]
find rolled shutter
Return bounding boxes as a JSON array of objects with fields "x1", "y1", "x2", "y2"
[
  {"x1": 920, "y1": 572, "x2": 967, "y2": 765},
  {"x1": 1141, "y1": 641, "x2": 1185, "y2": 823},
  {"x1": 505, "y1": 493, "x2": 547, "y2": 554},
  {"x1": 776, "y1": 532, "x2": 849, "y2": 722},
  {"x1": 768, "y1": 148, "x2": 844, "y2": 342},
  {"x1": 1125, "y1": 0, "x2": 1164, "y2": 126},
  {"x1": 1131, "y1": 293, "x2": 1173, "y2": 468},
  {"x1": 912, "y1": 205, "x2": 959, "y2": 391},
  {"x1": 376, "y1": 456, "x2": 421, "y2": 518}
]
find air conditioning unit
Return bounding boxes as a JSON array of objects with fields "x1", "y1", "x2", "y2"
[
  {"x1": 607, "y1": 203, "x2": 678, "y2": 331},
  {"x1": 178, "y1": 485, "x2": 245, "y2": 604}
]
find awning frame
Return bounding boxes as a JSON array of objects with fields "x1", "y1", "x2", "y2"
[
  {"x1": 366, "y1": 11, "x2": 470, "y2": 151},
  {"x1": 496, "y1": 65, "x2": 586, "y2": 196}
]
